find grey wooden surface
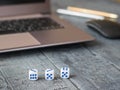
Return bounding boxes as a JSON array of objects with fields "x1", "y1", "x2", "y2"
[{"x1": 0, "y1": 0, "x2": 120, "y2": 90}]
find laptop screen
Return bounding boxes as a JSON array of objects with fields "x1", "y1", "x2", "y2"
[{"x1": 0, "y1": 0, "x2": 45, "y2": 6}]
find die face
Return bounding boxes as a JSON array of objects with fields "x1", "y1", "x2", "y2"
[
  {"x1": 45, "y1": 69, "x2": 54, "y2": 80},
  {"x1": 60, "y1": 67, "x2": 70, "y2": 79},
  {"x1": 29, "y1": 69, "x2": 38, "y2": 80}
]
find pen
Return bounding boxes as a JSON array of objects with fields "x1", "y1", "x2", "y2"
[{"x1": 57, "y1": 9, "x2": 105, "y2": 20}]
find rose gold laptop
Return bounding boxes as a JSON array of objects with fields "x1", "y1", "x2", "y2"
[{"x1": 0, "y1": 0, "x2": 94, "y2": 53}]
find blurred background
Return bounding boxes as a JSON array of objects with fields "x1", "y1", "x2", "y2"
[{"x1": 51, "y1": 0, "x2": 120, "y2": 21}]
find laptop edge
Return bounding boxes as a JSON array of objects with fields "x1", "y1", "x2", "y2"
[{"x1": 0, "y1": 0, "x2": 94, "y2": 53}]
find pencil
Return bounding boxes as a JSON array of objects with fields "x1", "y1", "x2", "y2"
[{"x1": 67, "y1": 6, "x2": 118, "y2": 20}]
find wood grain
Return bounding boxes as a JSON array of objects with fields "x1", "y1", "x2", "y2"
[{"x1": 0, "y1": 50, "x2": 78, "y2": 90}]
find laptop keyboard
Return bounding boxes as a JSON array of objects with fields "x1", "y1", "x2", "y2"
[{"x1": 0, "y1": 17, "x2": 64, "y2": 35}]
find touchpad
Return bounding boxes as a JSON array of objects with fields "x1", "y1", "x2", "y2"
[{"x1": 0, "y1": 33, "x2": 40, "y2": 50}]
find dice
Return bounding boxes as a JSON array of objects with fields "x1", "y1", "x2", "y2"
[
  {"x1": 45, "y1": 69, "x2": 54, "y2": 80},
  {"x1": 29, "y1": 69, "x2": 38, "y2": 80},
  {"x1": 28, "y1": 67, "x2": 70, "y2": 81},
  {"x1": 60, "y1": 67, "x2": 70, "y2": 79}
]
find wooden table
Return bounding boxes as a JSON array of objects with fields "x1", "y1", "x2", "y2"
[{"x1": 0, "y1": 0, "x2": 120, "y2": 90}]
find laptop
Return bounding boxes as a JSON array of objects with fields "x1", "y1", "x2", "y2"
[{"x1": 0, "y1": 0, "x2": 94, "y2": 53}]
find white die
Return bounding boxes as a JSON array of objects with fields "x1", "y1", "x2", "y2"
[
  {"x1": 29, "y1": 69, "x2": 38, "y2": 80},
  {"x1": 60, "y1": 67, "x2": 70, "y2": 79},
  {"x1": 45, "y1": 69, "x2": 54, "y2": 80}
]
